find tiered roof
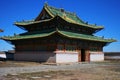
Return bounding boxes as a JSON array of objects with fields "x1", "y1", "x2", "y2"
[{"x1": 1, "y1": 3, "x2": 116, "y2": 43}]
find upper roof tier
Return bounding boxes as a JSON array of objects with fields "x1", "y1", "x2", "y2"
[{"x1": 15, "y1": 3, "x2": 104, "y2": 30}]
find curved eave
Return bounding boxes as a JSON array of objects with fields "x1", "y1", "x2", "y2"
[
  {"x1": 14, "y1": 15, "x2": 104, "y2": 31},
  {"x1": 44, "y1": 5, "x2": 54, "y2": 17},
  {"x1": 14, "y1": 18, "x2": 53, "y2": 26},
  {"x1": 57, "y1": 31, "x2": 116, "y2": 43},
  {"x1": 1, "y1": 30, "x2": 116, "y2": 43},
  {"x1": 57, "y1": 16, "x2": 104, "y2": 30},
  {"x1": 1, "y1": 31, "x2": 56, "y2": 41}
]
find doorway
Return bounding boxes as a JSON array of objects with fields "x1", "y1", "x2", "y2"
[{"x1": 81, "y1": 49, "x2": 86, "y2": 61}]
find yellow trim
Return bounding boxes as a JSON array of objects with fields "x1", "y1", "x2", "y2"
[
  {"x1": 62, "y1": 16, "x2": 78, "y2": 24},
  {"x1": 57, "y1": 30, "x2": 115, "y2": 42},
  {"x1": 15, "y1": 18, "x2": 54, "y2": 26},
  {"x1": 2, "y1": 31, "x2": 56, "y2": 40},
  {"x1": 44, "y1": 6, "x2": 54, "y2": 17}
]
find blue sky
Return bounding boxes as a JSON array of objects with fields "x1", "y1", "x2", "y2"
[{"x1": 0, "y1": 0, "x2": 120, "y2": 52}]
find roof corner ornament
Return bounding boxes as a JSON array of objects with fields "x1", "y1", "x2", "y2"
[
  {"x1": 85, "y1": 21, "x2": 88, "y2": 24},
  {"x1": 63, "y1": 12, "x2": 66, "y2": 18},
  {"x1": 60, "y1": 8, "x2": 66, "y2": 18},
  {"x1": 14, "y1": 33, "x2": 17, "y2": 36},
  {"x1": 61, "y1": 8, "x2": 64, "y2": 12}
]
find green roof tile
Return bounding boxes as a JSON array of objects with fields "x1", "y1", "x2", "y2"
[
  {"x1": 1, "y1": 29, "x2": 116, "y2": 42},
  {"x1": 47, "y1": 5, "x2": 85, "y2": 24},
  {"x1": 45, "y1": 4, "x2": 104, "y2": 29},
  {"x1": 58, "y1": 30, "x2": 116, "y2": 42},
  {"x1": 1, "y1": 29, "x2": 56, "y2": 40}
]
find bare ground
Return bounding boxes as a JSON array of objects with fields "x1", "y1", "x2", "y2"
[{"x1": 0, "y1": 60, "x2": 120, "y2": 80}]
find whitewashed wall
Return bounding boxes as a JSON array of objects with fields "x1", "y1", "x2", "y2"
[
  {"x1": 56, "y1": 53, "x2": 78, "y2": 63},
  {"x1": 90, "y1": 53, "x2": 104, "y2": 61}
]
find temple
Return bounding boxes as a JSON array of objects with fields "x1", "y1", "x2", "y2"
[{"x1": 1, "y1": 4, "x2": 116, "y2": 63}]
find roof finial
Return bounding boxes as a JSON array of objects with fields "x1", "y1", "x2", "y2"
[
  {"x1": 44, "y1": 1, "x2": 48, "y2": 6},
  {"x1": 61, "y1": 8, "x2": 64, "y2": 12}
]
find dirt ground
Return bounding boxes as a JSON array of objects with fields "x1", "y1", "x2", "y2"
[
  {"x1": 0, "y1": 60, "x2": 120, "y2": 80},
  {"x1": 0, "y1": 61, "x2": 42, "y2": 67}
]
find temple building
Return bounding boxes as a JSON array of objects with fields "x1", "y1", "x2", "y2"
[{"x1": 1, "y1": 4, "x2": 116, "y2": 63}]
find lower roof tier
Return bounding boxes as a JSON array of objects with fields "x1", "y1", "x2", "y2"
[{"x1": 1, "y1": 29, "x2": 116, "y2": 43}]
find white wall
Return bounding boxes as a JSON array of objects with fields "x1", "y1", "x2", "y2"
[
  {"x1": 15, "y1": 51, "x2": 79, "y2": 63},
  {"x1": 56, "y1": 53, "x2": 78, "y2": 63},
  {"x1": 90, "y1": 53, "x2": 104, "y2": 61}
]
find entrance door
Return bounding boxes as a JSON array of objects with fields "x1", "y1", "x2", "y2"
[{"x1": 81, "y1": 49, "x2": 86, "y2": 61}]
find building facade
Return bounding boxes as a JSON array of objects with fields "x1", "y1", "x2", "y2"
[{"x1": 1, "y1": 4, "x2": 116, "y2": 63}]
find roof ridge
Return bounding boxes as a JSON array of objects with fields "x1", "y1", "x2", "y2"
[
  {"x1": 45, "y1": 4, "x2": 87, "y2": 25},
  {"x1": 45, "y1": 4, "x2": 77, "y2": 17}
]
